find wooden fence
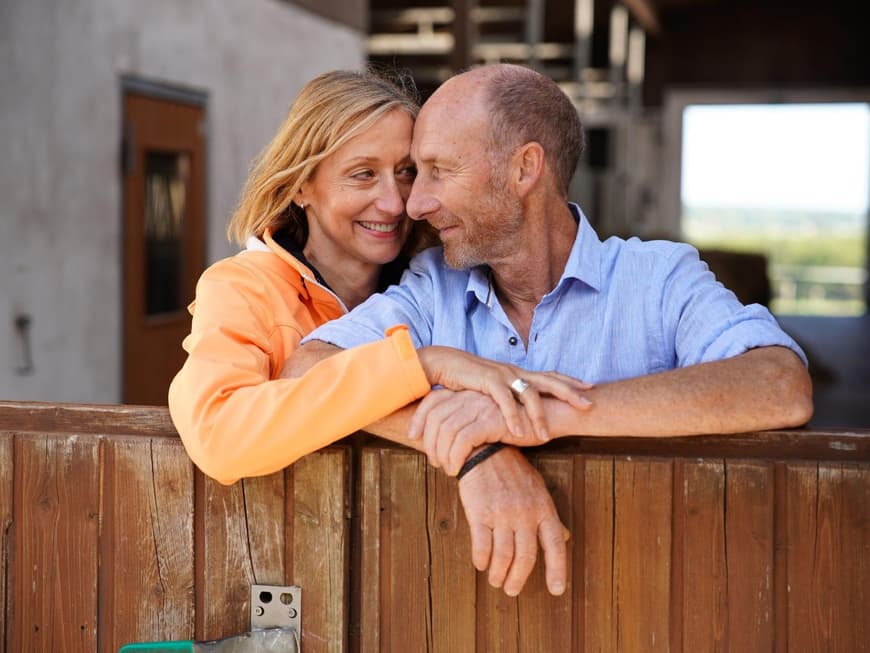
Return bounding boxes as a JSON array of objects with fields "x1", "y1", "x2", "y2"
[{"x1": 0, "y1": 401, "x2": 868, "y2": 652}]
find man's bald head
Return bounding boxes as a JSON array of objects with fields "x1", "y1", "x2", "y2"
[{"x1": 421, "y1": 64, "x2": 584, "y2": 195}]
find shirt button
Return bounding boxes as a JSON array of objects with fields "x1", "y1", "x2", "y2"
[{"x1": 508, "y1": 336, "x2": 518, "y2": 346}]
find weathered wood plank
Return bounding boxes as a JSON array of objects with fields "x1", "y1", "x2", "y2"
[
  {"x1": 614, "y1": 459, "x2": 672, "y2": 652},
  {"x1": 830, "y1": 464, "x2": 870, "y2": 651},
  {"x1": 197, "y1": 476, "x2": 257, "y2": 640},
  {"x1": 788, "y1": 463, "x2": 870, "y2": 652},
  {"x1": 680, "y1": 460, "x2": 727, "y2": 651},
  {"x1": 724, "y1": 462, "x2": 774, "y2": 651},
  {"x1": 11, "y1": 434, "x2": 100, "y2": 652},
  {"x1": 359, "y1": 449, "x2": 382, "y2": 653},
  {"x1": 0, "y1": 433, "x2": 12, "y2": 651},
  {"x1": 476, "y1": 579, "x2": 518, "y2": 653},
  {"x1": 427, "y1": 465, "x2": 475, "y2": 652},
  {"x1": 290, "y1": 448, "x2": 350, "y2": 652},
  {"x1": 517, "y1": 455, "x2": 574, "y2": 650},
  {"x1": 583, "y1": 456, "x2": 615, "y2": 652},
  {"x1": 0, "y1": 401, "x2": 175, "y2": 437},
  {"x1": 101, "y1": 437, "x2": 195, "y2": 652},
  {"x1": 383, "y1": 450, "x2": 431, "y2": 650}
]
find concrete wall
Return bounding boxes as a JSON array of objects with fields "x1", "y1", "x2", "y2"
[{"x1": 0, "y1": 0, "x2": 364, "y2": 403}]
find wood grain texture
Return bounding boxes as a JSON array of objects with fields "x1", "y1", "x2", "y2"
[
  {"x1": 614, "y1": 459, "x2": 672, "y2": 652},
  {"x1": 0, "y1": 432, "x2": 11, "y2": 651},
  {"x1": 0, "y1": 402, "x2": 869, "y2": 653},
  {"x1": 517, "y1": 455, "x2": 574, "y2": 650},
  {"x1": 680, "y1": 460, "x2": 727, "y2": 652},
  {"x1": 101, "y1": 437, "x2": 194, "y2": 651},
  {"x1": 11, "y1": 434, "x2": 100, "y2": 652},
  {"x1": 786, "y1": 463, "x2": 870, "y2": 653},
  {"x1": 724, "y1": 462, "x2": 775, "y2": 651},
  {"x1": 583, "y1": 456, "x2": 616, "y2": 652},
  {"x1": 427, "y1": 463, "x2": 475, "y2": 653},
  {"x1": 359, "y1": 449, "x2": 382, "y2": 653},
  {"x1": 290, "y1": 449, "x2": 350, "y2": 653}
]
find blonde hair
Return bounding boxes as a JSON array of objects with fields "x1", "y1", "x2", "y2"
[{"x1": 227, "y1": 69, "x2": 420, "y2": 245}]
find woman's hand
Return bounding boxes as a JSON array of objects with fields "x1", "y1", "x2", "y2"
[{"x1": 416, "y1": 346, "x2": 592, "y2": 442}]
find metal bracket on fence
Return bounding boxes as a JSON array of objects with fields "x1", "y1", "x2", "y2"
[{"x1": 250, "y1": 584, "x2": 301, "y2": 632}]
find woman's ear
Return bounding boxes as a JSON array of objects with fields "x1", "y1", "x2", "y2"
[
  {"x1": 295, "y1": 186, "x2": 307, "y2": 210},
  {"x1": 511, "y1": 141, "x2": 545, "y2": 199}
]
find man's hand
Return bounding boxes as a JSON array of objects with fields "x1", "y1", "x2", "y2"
[
  {"x1": 458, "y1": 445, "x2": 569, "y2": 597},
  {"x1": 410, "y1": 389, "x2": 586, "y2": 476},
  {"x1": 417, "y1": 346, "x2": 592, "y2": 441}
]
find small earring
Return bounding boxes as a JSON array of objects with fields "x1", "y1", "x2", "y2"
[{"x1": 297, "y1": 201, "x2": 305, "y2": 210}]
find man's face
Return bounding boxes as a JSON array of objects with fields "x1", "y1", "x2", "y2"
[{"x1": 407, "y1": 87, "x2": 523, "y2": 269}]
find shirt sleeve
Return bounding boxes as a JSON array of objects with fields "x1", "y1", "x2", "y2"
[
  {"x1": 660, "y1": 244, "x2": 808, "y2": 367},
  {"x1": 303, "y1": 248, "x2": 440, "y2": 350},
  {"x1": 168, "y1": 260, "x2": 430, "y2": 485}
]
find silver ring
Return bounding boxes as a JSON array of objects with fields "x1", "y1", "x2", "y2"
[{"x1": 510, "y1": 377, "x2": 530, "y2": 396}]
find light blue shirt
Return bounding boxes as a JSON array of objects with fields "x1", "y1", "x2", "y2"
[{"x1": 305, "y1": 205, "x2": 805, "y2": 383}]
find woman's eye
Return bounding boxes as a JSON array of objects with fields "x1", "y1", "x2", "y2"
[{"x1": 352, "y1": 170, "x2": 375, "y2": 180}]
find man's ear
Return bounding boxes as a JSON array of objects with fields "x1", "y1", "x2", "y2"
[{"x1": 510, "y1": 141, "x2": 545, "y2": 199}]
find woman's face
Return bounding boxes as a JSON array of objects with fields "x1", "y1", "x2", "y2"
[{"x1": 299, "y1": 108, "x2": 416, "y2": 268}]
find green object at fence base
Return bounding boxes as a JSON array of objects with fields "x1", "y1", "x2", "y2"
[
  {"x1": 119, "y1": 627, "x2": 299, "y2": 652},
  {"x1": 119, "y1": 642, "x2": 193, "y2": 653}
]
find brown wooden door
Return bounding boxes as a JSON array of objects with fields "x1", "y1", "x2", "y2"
[{"x1": 123, "y1": 92, "x2": 205, "y2": 405}]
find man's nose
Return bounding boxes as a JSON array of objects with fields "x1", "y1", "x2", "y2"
[
  {"x1": 406, "y1": 178, "x2": 438, "y2": 221},
  {"x1": 374, "y1": 178, "x2": 405, "y2": 217}
]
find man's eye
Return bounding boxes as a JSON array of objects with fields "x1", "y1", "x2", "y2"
[{"x1": 397, "y1": 166, "x2": 417, "y2": 181}]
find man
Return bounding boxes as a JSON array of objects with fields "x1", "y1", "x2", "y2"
[{"x1": 285, "y1": 64, "x2": 813, "y2": 597}]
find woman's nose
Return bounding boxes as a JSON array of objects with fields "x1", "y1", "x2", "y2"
[{"x1": 375, "y1": 178, "x2": 405, "y2": 217}]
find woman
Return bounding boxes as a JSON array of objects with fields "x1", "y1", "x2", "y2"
[{"x1": 169, "y1": 69, "x2": 585, "y2": 485}]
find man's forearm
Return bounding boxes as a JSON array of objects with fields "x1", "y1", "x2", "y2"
[{"x1": 546, "y1": 346, "x2": 813, "y2": 438}]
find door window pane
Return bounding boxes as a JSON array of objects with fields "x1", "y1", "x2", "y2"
[{"x1": 144, "y1": 152, "x2": 189, "y2": 315}]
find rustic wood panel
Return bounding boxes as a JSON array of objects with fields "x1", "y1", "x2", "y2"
[
  {"x1": 517, "y1": 455, "x2": 574, "y2": 650},
  {"x1": 724, "y1": 462, "x2": 775, "y2": 651},
  {"x1": 680, "y1": 460, "x2": 727, "y2": 651},
  {"x1": 427, "y1": 461, "x2": 475, "y2": 652},
  {"x1": 101, "y1": 437, "x2": 194, "y2": 652},
  {"x1": 786, "y1": 463, "x2": 870, "y2": 653},
  {"x1": 582, "y1": 456, "x2": 616, "y2": 652},
  {"x1": 289, "y1": 448, "x2": 350, "y2": 652},
  {"x1": 614, "y1": 459, "x2": 673, "y2": 652},
  {"x1": 0, "y1": 433, "x2": 11, "y2": 651},
  {"x1": 11, "y1": 434, "x2": 101, "y2": 652},
  {"x1": 1, "y1": 402, "x2": 869, "y2": 653},
  {"x1": 382, "y1": 450, "x2": 431, "y2": 650},
  {"x1": 359, "y1": 449, "x2": 382, "y2": 653}
]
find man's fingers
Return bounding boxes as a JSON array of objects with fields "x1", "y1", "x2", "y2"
[
  {"x1": 539, "y1": 517, "x2": 570, "y2": 596},
  {"x1": 408, "y1": 390, "x2": 453, "y2": 440},
  {"x1": 488, "y1": 527, "x2": 514, "y2": 589},
  {"x1": 469, "y1": 523, "x2": 492, "y2": 572},
  {"x1": 503, "y1": 529, "x2": 538, "y2": 597}
]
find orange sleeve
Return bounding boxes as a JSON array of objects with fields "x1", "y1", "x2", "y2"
[{"x1": 168, "y1": 260, "x2": 430, "y2": 485}]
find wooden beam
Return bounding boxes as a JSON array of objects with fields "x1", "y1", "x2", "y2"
[{"x1": 619, "y1": 0, "x2": 661, "y2": 36}]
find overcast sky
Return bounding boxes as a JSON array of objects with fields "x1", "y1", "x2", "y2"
[{"x1": 681, "y1": 103, "x2": 870, "y2": 213}]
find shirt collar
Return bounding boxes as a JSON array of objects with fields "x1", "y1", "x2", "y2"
[
  {"x1": 464, "y1": 202, "x2": 602, "y2": 309},
  {"x1": 561, "y1": 203, "x2": 602, "y2": 292}
]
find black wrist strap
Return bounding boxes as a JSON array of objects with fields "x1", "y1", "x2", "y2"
[{"x1": 456, "y1": 443, "x2": 506, "y2": 481}]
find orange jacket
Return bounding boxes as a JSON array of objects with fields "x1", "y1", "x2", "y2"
[{"x1": 168, "y1": 231, "x2": 430, "y2": 484}]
